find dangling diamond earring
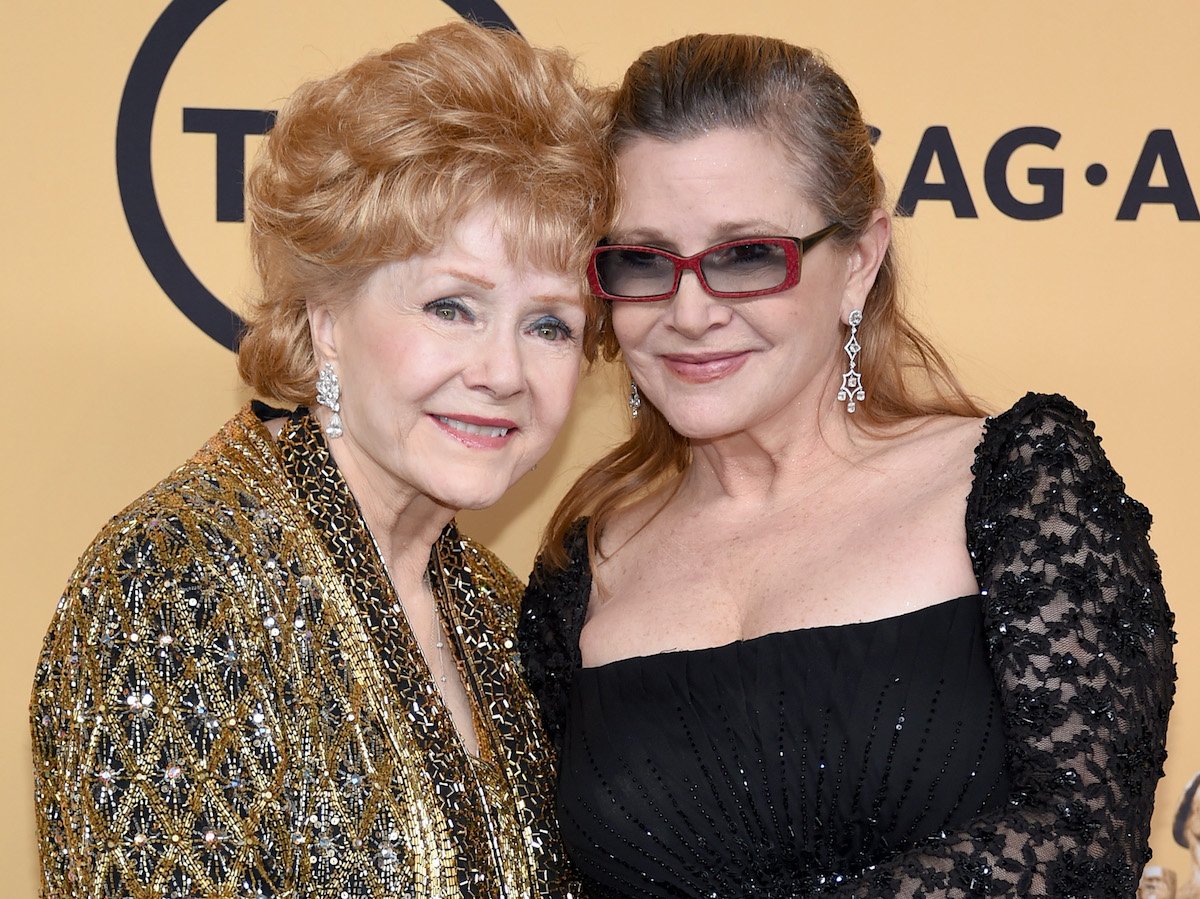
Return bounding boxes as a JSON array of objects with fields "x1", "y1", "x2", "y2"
[
  {"x1": 628, "y1": 381, "x2": 642, "y2": 419},
  {"x1": 837, "y1": 310, "x2": 865, "y2": 414},
  {"x1": 316, "y1": 362, "x2": 344, "y2": 438}
]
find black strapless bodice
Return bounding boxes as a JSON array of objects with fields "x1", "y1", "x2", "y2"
[{"x1": 558, "y1": 596, "x2": 1009, "y2": 897}]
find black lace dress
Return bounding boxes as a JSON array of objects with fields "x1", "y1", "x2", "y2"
[{"x1": 519, "y1": 394, "x2": 1175, "y2": 898}]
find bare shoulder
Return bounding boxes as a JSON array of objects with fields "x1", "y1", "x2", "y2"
[
  {"x1": 881, "y1": 412, "x2": 984, "y2": 448},
  {"x1": 595, "y1": 484, "x2": 677, "y2": 561},
  {"x1": 875, "y1": 413, "x2": 984, "y2": 461},
  {"x1": 861, "y1": 413, "x2": 986, "y2": 498}
]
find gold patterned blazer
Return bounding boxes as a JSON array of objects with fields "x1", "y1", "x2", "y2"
[{"x1": 31, "y1": 404, "x2": 570, "y2": 898}]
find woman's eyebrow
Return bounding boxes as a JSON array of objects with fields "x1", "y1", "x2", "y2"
[
  {"x1": 441, "y1": 268, "x2": 497, "y2": 290},
  {"x1": 529, "y1": 292, "x2": 584, "y2": 308},
  {"x1": 611, "y1": 219, "x2": 788, "y2": 248}
]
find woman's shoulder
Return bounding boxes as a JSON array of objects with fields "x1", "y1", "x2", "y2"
[
  {"x1": 519, "y1": 517, "x2": 591, "y2": 746},
  {"x1": 969, "y1": 391, "x2": 1125, "y2": 504},
  {"x1": 878, "y1": 393, "x2": 1106, "y2": 507},
  {"x1": 887, "y1": 410, "x2": 985, "y2": 461},
  {"x1": 978, "y1": 391, "x2": 1100, "y2": 455},
  {"x1": 48, "y1": 409, "x2": 284, "y2": 630},
  {"x1": 521, "y1": 516, "x2": 591, "y2": 648},
  {"x1": 876, "y1": 392, "x2": 1096, "y2": 469},
  {"x1": 595, "y1": 488, "x2": 679, "y2": 558},
  {"x1": 528, "y1": 516, "x2": 591, "y2": 585},
  {"x1": 851, "y1": 411, "x2": 985, "y2": 508},
  {"x1": 967, "y1": 391, "x2": 1156, "y2": 572}
]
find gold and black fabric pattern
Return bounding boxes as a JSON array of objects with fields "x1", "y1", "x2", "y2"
[{"x1": 32, "y1": 405, "x2": 570, "y2": 898}]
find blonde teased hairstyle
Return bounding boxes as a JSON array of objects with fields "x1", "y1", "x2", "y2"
[
  {"x1": 237, "y1": 21, "x2": 613, "y2": 402},
  {"x1": 542, "y1": 33, "x2": 984, "y2": 568}
]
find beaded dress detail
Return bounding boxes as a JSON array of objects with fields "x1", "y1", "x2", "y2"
[
  {"x1": 32, "y1": 405, "x2": 569, "y2": 898},
  {"x1": 520, "y1": 393, "x2": 1174, "y2": 897}
]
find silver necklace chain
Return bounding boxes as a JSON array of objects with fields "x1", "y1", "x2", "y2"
[{"x1": 366, "y1": 527, "x2": 449, "y2": 686}]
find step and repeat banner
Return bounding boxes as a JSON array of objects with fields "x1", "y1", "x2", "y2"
[{"x1": 4, "y1": 2, "x2": 1197, "y2": 895}]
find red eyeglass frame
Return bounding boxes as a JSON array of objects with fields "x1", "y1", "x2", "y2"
[{"x1": 588, "y1": 222, "x2": 845, "y2": 302}]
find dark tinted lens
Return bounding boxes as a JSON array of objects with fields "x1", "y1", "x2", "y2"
[
  {"x1": 701, "y1": 240, "x2": 790, "y2": 293},
  {"x1": 594, "y1": 248, "x2": 676, "y2": 298}
]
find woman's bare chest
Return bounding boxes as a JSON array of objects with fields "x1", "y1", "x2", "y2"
[{"x1": 581, "y1": 478, "x2": 978, "y2": 667}]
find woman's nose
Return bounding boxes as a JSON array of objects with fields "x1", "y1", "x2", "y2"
[
  {"x1": 665, "y1": 271, "x2": 733, "y2": 338},
  {"x1": 462, "y1": 329, "x2": 525, "y2": 397}
]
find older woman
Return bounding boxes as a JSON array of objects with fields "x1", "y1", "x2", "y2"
[
  {"x1": 32, "y1": 22, "x2": 609, "y2": 898},
  {"x1": 521, "y1": 33, "x2": 1174, "y2": 897}
]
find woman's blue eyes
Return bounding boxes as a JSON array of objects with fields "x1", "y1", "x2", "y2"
[
  {"x1": 424, "y1": 299, "x2": 574, "y2": 342},
  {"x1": 530, "y1": 316, "x2": 575, "y2": 342},
  {"x1": 426, "y1": 298, "x2": 471, "y2": 321}
]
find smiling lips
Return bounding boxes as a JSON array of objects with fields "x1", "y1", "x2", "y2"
[
  {"x1": 661, "y1": 351, "x2": 750, "y2": 383},
  {"x1": 432, "y1": 414, "x2": 518, "y2": 449}
]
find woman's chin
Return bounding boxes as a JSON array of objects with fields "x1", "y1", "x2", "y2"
[
  {"x1": 453, "y1": 494, "x2": 507, "y2": 513},
  {"x1": 658, "y1": 406, "x2": 755, "y2": 442},
  {"x1": 431, "y1": 470, "x2": 525, "y2": 513},
  {"x1": 434, "y1": 486, "x2": 509, "y2": 514}
]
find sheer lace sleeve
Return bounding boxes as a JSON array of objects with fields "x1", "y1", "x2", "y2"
[
  {"x1": 518, "y1": 520, "x2": 591, "y2": 748},
  {"x1": 822, "y1": 393, "x2": 1175, "y2": 897}
]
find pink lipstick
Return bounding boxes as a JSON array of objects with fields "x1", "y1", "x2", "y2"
[
  {"x1": 661, "y1": 351, "x2": 750, "y2": 384},
  {"x1": 430, "y1": 413, "x2": 518, "y2": 449}
]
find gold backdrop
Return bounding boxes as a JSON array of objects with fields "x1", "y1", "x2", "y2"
[{"x1": 4, "y1": 2, "x2": 1197, "y2": 894}]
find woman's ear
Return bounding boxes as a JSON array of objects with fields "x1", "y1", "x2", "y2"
[
  {"x1": 841, "y1": 209, "x2": 891, "y2": 321},
  {"x1": 308, "y1": 300, "x2": 339, "y2": 364}
]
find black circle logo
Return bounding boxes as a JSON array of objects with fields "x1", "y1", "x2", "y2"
[{"x1": 117, "y1": 0, "x2": 519, "y2": 350}]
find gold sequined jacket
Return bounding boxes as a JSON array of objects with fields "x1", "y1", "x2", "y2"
[{"x1": 31, "y1": 405, "x2": 571, "y2": 898}]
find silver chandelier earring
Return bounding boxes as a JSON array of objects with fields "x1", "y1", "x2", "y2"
[
  {"x1": 628, "y1": 381, "x2": 642, "y2": 419},
  {"x1": 837, "y1": 310, "x2": 865, "y2": 414},
  {"x1": 316, "y1": 362, "x2": 344, "y2": 438}
]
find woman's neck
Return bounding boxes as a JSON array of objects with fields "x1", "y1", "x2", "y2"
[
  {"x1": 683, "y1": 399, "x2": 865, "y2": 507},
  {"x1": 320, "y1": 432, "x2": 455, "y2": 591},
  {"x1": 357, "y1": 489, "x2": 455, "y2": 593}
]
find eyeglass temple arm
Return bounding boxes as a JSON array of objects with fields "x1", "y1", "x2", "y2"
[{"x1": 795, "y1": 221, "x2": 845, "y2": 251}]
